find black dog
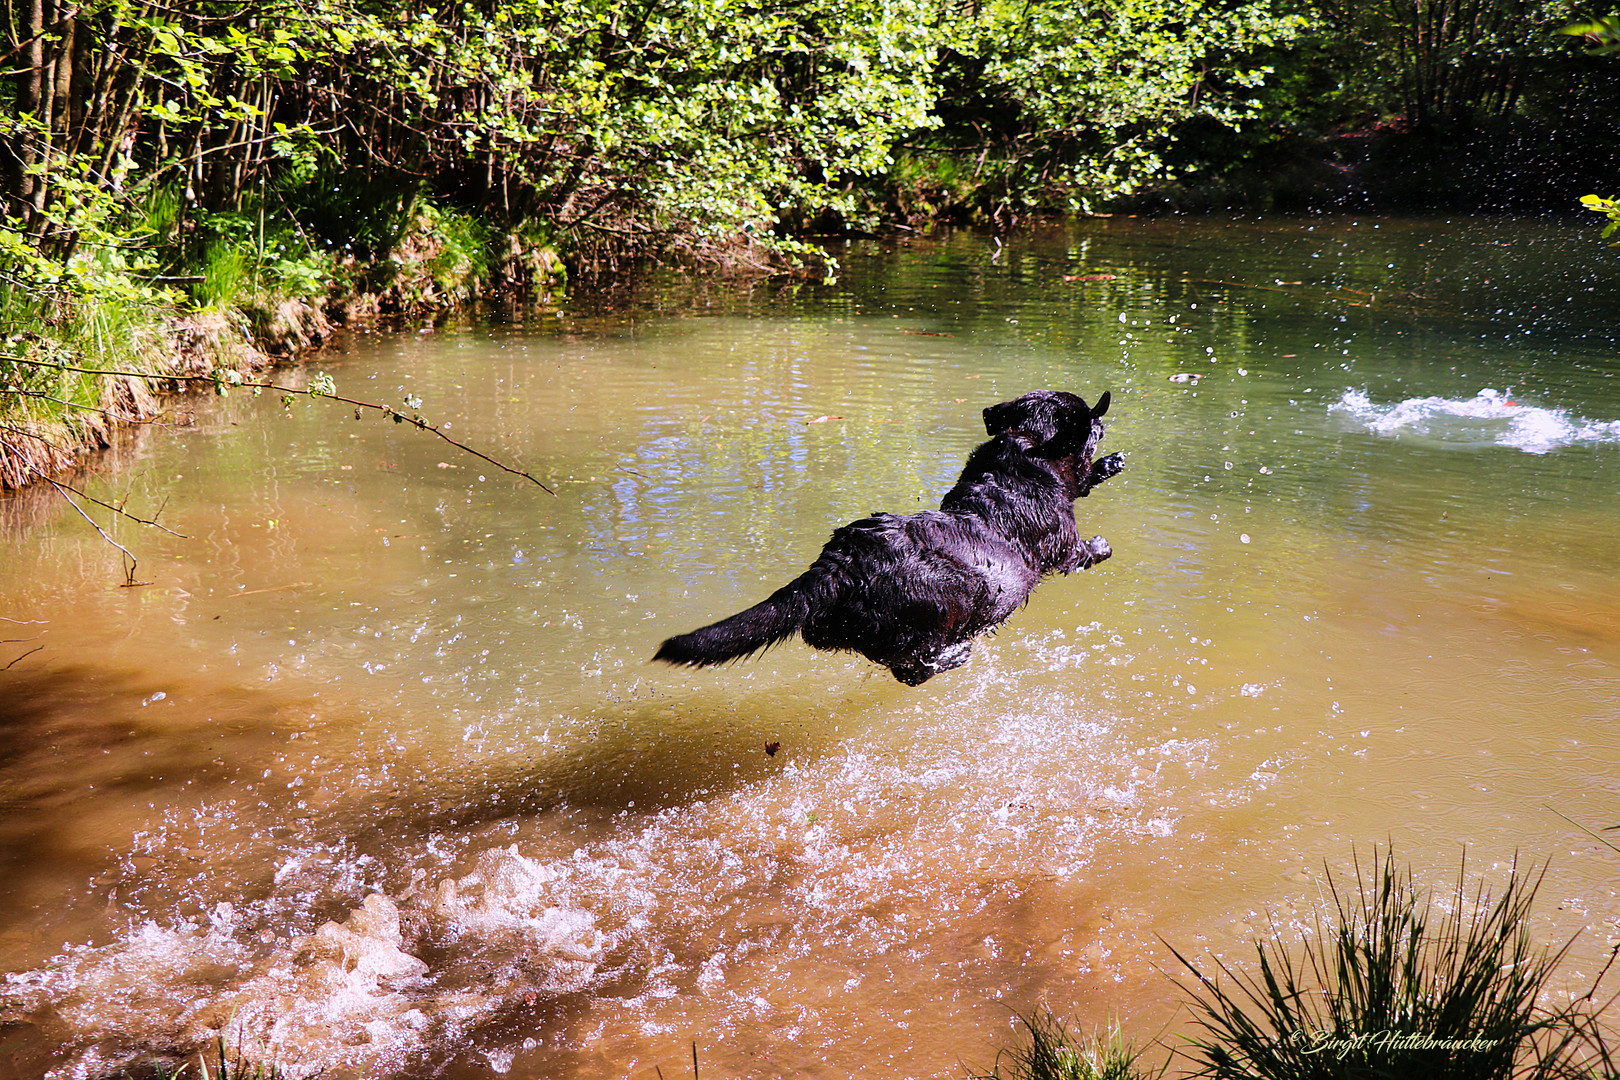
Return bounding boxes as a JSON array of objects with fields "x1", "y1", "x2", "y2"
[{"x1": 654, "y1": 390, "x2": 1124, "y2": 685}]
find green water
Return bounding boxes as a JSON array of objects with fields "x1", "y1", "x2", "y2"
[{"x1": 1, "y1": 216, "x2": 1618, "y2": 1078}]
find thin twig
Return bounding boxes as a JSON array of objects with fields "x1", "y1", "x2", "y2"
[
  {"x1": 0, "y1": 6, "x2": 82, "y2": 66},
  {"x1": 2, "y1": 645, "x2": 44, "y2": 670},
  {"x1": 2, "y1": 356, "x2": 555, "y2": 494},
  {"x1": 44, "y1": 477, "x2": 147, "y2": 586},
  {"x1": 37, "y1": 473, "x2": 189, "y2": 538},
  {"x1": 0, "y1": 417, "x2": 72, "y2": 451},
  {"x1": 4, "y1": 386, "x2": 170, "y2": 424},
  {"x1": 225, "y1": 581, "x2": 310, "y2": 598}
]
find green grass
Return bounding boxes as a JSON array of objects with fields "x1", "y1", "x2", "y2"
[
  {"x1": 194, "y1": 240, "x2": 254, "y2": 309},
  {"x1": 970, "y1": 1010, "x2": 1163, "y2": 1080},
  {"x1": 423, "y1": 203, "x2": 494, "y2": 302},
  {"x1": 1168, "y1": 848, "x2": 1617, "y2": 1080},
  {"x1": 0, "y1": 279, "x2": 168, "y2": 418},
  {"x1": 120, "y1": 1037, "x2": 300, "y2": 1080}
]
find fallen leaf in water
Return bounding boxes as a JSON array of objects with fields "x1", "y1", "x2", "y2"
[
  {"x1": 1063, "y1": 273, "x2": 1117, "y2": 282},
  {"x1": 900, "y1": 330, "x2": 951, "y2": 336},
  {"x1": 765, "y1": 741, "x2": 781, "y2": 757}
]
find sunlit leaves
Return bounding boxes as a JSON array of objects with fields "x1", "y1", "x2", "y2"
[
  {"x1": 1579, "y1": 193, "x2": 1620, "y2": 239},
  {"x1": 8, "y1": 0, "x2": 1313, "y2": 281},
  {"x1": 1562, "y1": 14, "x2": 1620, "y2": 55},
  {"x1": 935, "y1": 0, "x2": 1309, "y2": 209}
]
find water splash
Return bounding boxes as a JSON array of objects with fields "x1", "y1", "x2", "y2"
[
  {"x1": 0, "y1": 645, "x2": 1239, "y2": 1080},
  {"x1": 1331, "y1": 388, "x2": 1620, "y2": 454},
  {"x1": 2, "y1": 856, "x2": 607, "y2": 1079}
]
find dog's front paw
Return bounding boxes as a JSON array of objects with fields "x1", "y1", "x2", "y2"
[
  {"x1": 1090, "y1": 452, "x2": 1125, "y2": 484},
  {"x1": 1078, "y1": 535, "x2": 1112, "y2": 568}
]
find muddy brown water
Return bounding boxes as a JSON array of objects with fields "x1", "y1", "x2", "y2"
[{"x1": 2, "y1": 217, "x2": 1619, "y2": 1078}]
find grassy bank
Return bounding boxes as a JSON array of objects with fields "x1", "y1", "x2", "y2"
[{"x1": 0, "y1": 198, "x2": 564, "y2": 492}]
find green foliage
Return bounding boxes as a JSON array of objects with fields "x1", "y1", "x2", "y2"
[
  {"x1": 422, "y1": 205, "x2": 493, "y2": 302},
  {"x1": 925, "y1": 0, "x2": 1310, "y2": 215},
  {"x1": 1580, "y1": 194, "x2": 1620, "y2": 240},
  {"x1": 2, "y1": 0, "x2": 1323, "y2": 283},
  {"x1": 1171, "y1": 849, "x2": 1616, "y2": 1080},
  {"x1": 194, "y1": 241, "x2": 252, "y2": 310},
  {"x1": 1308, "y1": 0, "x2": 1572, "y2": 129},
  {"x1": 970, "y1": 1012, "x2": 1162, "y2": 1080},
  {"x1": 1562, "y1": 15, "x2": 1620, "y2": 54},
  {"x1": 1564, "y1": 23, "x2": 1620, "y2": 241}
]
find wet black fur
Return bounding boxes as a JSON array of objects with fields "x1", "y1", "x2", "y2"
[{"x1": 653, "y1": 390, "x2": 1125, "y2": 685}]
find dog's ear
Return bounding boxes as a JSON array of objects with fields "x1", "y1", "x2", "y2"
[
  {"x1": 983, "y1": 401, "x2": 1017, "y2": 436},
  {"x1": 1092, "y1": 391, "x2": 1110, "y2": 419}
]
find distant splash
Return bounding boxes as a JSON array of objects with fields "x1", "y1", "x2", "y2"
[{"x1": 1332, "y1": 388, "x2": 1620, "y2": 454}]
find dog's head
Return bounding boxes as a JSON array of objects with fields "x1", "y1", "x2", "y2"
[{"x1": 983, "y1": 389, "x2": 1110, "y2": 459}]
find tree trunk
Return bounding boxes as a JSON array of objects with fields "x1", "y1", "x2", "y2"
[
  {"x1": 28, "y1": 0, "x2": 60, "y2": 235},
  {"x1": 6, "y1": 0, "x2": 46, "y2": 218}
]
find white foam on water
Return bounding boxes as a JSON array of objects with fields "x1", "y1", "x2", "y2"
[
  {"x1": 4, "y1": 855, "x2": 608, "y2": 1079},
  {"x1": 1331, "y1": 388, "x2": 1620, "y2": 454}
]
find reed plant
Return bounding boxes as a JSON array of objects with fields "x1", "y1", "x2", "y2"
[
  {"x1": 969, "y1": 1010, "x2": 1163, "y2": 1080},
  {"x1": 1168, "y1": 849, "x2": 1617, "y2": 1079},
  {"x1": 132, "y1": 1037, "x2": 297, "y2": 1080}
]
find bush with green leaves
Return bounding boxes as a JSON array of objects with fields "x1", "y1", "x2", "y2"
[{"x1": 921, "y1": 0, "x2": 1310, "y2": 218}]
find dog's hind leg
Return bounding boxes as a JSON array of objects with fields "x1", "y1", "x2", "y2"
[{"x1": 886, "y1": 639, "x2": 974, "y2": 686}]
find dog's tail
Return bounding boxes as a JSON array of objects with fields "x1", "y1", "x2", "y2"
[{"x1": 654, "y1": 574, "x2": 818, "y2": 668}]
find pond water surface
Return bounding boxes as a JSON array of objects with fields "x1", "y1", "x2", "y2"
[{"x1": 2, "y1": 217, "x2": 1619, "y2": 1078}]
